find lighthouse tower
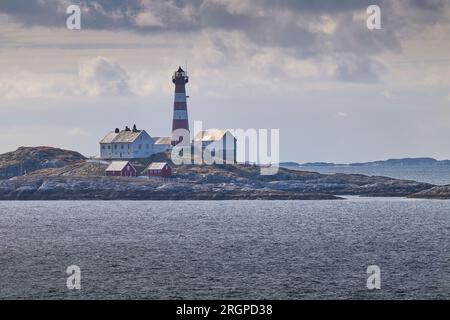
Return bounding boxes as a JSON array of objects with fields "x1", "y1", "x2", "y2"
[{"x1": 171, "y1": 66, "x2": 189, "y2": 145}]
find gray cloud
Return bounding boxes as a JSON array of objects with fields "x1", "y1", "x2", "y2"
[
  {"x1": 0, "y1": 0, "x2": 448, "y2": 83},
  {"x1": 333, "y1": 54, "x2": 386, "y2": 83},
  {"x1": 79, "y1": 56, "x2": 131, "y2": 96},
  {"x1": 0, "y1": 0, "x2": 440, "y2": 31},
  {"x1": 410, "y1": 0, "x2": 447, "y2": 10}
]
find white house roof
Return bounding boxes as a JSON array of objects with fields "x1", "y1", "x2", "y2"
[
  {"x1": 193, "y1": 130, "x2": 231, "y2": 142},
  {"x1": 153, "y1": 137, "x2": 172, "y2": 145},
  {"x1": 100, "y1": 130, "x2": 150, "y2": 144},
  {"x1": 146, "y1": 162, "x2": 169, "y2": 170},
  {"x1": 100, "y1": 132, "x2": 119, "y2": 144},
  {"x1": 106, "y1": 161, "x2": 132, "y2": 171}
]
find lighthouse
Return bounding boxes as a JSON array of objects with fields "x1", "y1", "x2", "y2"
[{"x1": 171, "y1": 66, "x2": 190, "y2": 146}]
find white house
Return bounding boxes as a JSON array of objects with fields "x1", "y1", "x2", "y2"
[
  {"x1": 152, "y1": 136, "x2": 172, "y2": 154},
  {"x1": 100, "y1": 125, "x2": 158, "y2": 159},
  {"x1": 193, "y1": 129, "x2": 237, "y2": 164}
]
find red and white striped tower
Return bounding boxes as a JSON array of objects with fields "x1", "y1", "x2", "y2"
[{"x1": 171, "y1": 66, "x2": 189, "y2": 146}]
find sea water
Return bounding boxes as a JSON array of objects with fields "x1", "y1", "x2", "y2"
[{"x1": 0, "y1": 199, "x2": 449, "y2": 299}]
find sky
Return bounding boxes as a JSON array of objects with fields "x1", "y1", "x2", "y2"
[{"x1": 0, "y1": 0, "x2": 450, "y2": 163}]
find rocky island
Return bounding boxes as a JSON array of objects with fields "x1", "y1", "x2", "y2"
[{"x1": 0, "y1": 146, "x2": 445, "y2": 200}]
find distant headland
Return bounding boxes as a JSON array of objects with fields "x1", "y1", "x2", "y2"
[{"x1": 281, "y1": 157, "x2": 450, "y2": 168}]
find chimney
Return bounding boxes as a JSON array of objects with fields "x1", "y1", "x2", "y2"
[
  {"x1": 125, "y1": 126, "x2": 130, "y2": 131},
  {"x1": 115, "y1": 128, "x2": 120, "y2": 133},
  {"x1": 132, "y1": 124, "x2": 137, "y2": 132}
]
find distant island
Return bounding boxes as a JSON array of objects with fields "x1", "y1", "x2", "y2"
[
  {"x1": 281, "y1": 157, "x2": 450, "y2": 168},
  {"x1": 1, "y1": 146, "x2": 450, "y2": 200}
]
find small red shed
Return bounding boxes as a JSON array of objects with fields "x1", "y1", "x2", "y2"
[
  {"x1": 105, "y1": 161, "x2": 137, "y2": 177},
  {"x1": 146, "y1": 162, "x2": 172, "y2": 178}
]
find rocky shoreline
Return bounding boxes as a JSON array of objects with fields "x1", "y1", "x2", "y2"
[
  {"x1": 408, "y1": 186, "x2": 450, "y2": 200},
  {"x1": 0, "y1": 146, "x2": 446, "y2": 200},
  {"x1": 0, "y1": 176, "x2": 342, "y2": 200}
]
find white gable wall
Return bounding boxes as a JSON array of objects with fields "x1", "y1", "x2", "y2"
[{"x1": 202, "y1": 131, "x2": 237, "y2": 164}]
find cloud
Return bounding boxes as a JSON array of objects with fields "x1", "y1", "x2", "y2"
[
  {"x1": 1, "y1": 1, "x2": 449, "y2": 87},
  {"x1": 0, "y1": 71, "x2": 76, "y2": 99},
  {"x1": 135, "y1": 11, "x2": 164, "y2": 27},
  {"x1": 0, "y1": 56, "x2": 161, "y2": 99},
  {"x1": 333, "y1": 54, "x2": 386, "y2": 83},
  {"x1": 0, "y1": 1, "x2": 425, "y2": 51},
  {"x1": 78, "y1": 56, "x2": 131, "y2": 96}
]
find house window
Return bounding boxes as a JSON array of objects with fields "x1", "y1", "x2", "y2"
[
  {"x1": 146, "y1": 144, "x2": 149, "y2": 149},
  {"x1": 128, "y1": 145, "x2": 130, "y2": 149},
  {"x1": 139, "y1": 144, "x2": 142, "y2": 149},
  {"x1": 102, "y1": 145, "x2": 105, "y2": 149},
  {"x1": 121, "y1": 144, "x2": 124, "y2": 149},
  {"x1": 114, "y1": 145, "x2": 117, "y2": 149},
  {"x1": 108, "y1": 145, "x2": 111, "y2": 149}
]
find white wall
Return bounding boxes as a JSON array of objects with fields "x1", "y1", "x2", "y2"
[
  {"x1": 100, "y1": 131, "x2": 159, "y2": 159},
  {"x1": 202, "y1": 132, "x2": 237, "y2": 164}
]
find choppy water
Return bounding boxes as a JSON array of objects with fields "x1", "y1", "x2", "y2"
[
  {"x1": 0, "y1": 199, "x2": 449, "y2": 299},
  {"x1": 288, "y1": 165, "x2": 450, "y2": 185}
]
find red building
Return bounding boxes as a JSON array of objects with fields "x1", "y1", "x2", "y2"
[
  {"x1": 105, "y1": 161, "x2": 137, "y2": 177},
  {"x1": 146, "y1": 162, "x2": 172, "y2": 178}
]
